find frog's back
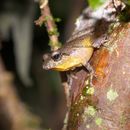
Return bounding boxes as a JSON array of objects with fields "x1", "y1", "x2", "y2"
[{"x1": 60, "y1": 33, "x2": 93, "y2": 55}]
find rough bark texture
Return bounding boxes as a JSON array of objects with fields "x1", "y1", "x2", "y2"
[{"x1": 66, "y1": 23, "x2": 130, "y2": 130}]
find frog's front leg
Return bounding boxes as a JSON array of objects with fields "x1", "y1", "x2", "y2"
[
  {"x1": 65, "y1": 70, "x2": 78, "y2": 107},
  {"x1": 66, "y1": 70, "x2": 78, "y2": 86}
]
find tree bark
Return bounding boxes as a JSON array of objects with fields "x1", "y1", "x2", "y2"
[{"x1": 66, "y1": 23, "x2": 130, "y2": 130}]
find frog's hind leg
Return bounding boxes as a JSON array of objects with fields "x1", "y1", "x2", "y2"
[{"x1": 93, "y1": 33, "x2": 108, "y2": 48}]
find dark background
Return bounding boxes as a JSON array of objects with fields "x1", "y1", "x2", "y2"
[{"x1": 0, "y1": 0, "x2": 85, "y2": 129}]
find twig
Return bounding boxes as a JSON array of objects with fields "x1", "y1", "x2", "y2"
[
  {"x1": 35, "y1": 0, "x2": 61, "y2": 51},
  {"x1": 35, "y1": 0, "x2": 71, "y2": 118}
]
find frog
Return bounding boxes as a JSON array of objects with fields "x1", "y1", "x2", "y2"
[
  {"x1": 42, "y1": 0, "x2": 127, "y2": 72},
  {"x1": 42, "y1": 33, "x2": 107, "y2": 72}
]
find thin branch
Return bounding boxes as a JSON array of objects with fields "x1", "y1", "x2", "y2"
[
  {"x1": 35, "y1": 0, "x2": 61, "y2": 51},
  {"x1": 36, "y1": 0, "x2": 69, "y2": 111}
]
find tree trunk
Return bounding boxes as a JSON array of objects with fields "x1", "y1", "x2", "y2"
[{"x1": 66, "y1": 22, "x2": 130, "y2": 130}]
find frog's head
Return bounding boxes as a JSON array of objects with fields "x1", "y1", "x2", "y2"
[{"x1": 42, "y1": 50, "x2": 81, "y2": 71}]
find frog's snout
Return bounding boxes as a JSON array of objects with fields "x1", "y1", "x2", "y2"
[
  {"x1": 42, "y1": 54, "x2": 49, "y2": 62},
  {"x1": 42, "y1": 61, "x2": 50, "y2": 70},
  {"x1": 42, "y1": 54, "x2": 50, "y2": 70},
  {"x1": 43, "y1": 64, "x2": 49, "y2": 70}
]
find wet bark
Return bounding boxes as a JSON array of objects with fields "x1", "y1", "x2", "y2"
[{"x1": 66, "y1": 23, "x2": 130, "y2": 130}]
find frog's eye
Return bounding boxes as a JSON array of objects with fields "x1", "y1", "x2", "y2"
[{"x1": 51, "y1": 51, "x2": 62, "y2": 61}]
